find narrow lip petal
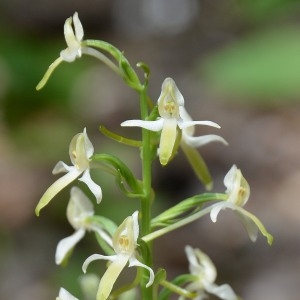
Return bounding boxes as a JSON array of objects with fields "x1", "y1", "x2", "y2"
[
  {"x1": 179, "y1": 120, "x2": 221, "y2": 129},
  {"x1": 35, "y1": 168, "x2": 81, "y2": 216},
  {"x1": 121, "y1": 119, "x2": 164, "y2": 132},
  {"x1": 36, "y1": 57, "x2": 63, "y2": 90},
  {"x1": 183, "y1": 134, "x2": 228, "y2": 148},
  {"x1": 57, "y1": 287, "x2": 79, "y2": 300},
  {"x1": 159, "y1": 118, "x2": 177, "y2": 165},
  {"x1": 82, "y1": 254, "x2": 117, "y2": 273},
  {"x1": 79, "y1": 170, "x2": 102, "y2": 203},
  {"x1": 96, "y1": 254, "x2": 129, "y2": 300},
  {"x1": 55, "y1": 228, "x2": 86, "y2": 265},
  {"x1": 236, "y1": 207, "x2": 273, "y2": 245},
  {"x1": 128, "y1": 256, "x2": 154, "y2": 287}
]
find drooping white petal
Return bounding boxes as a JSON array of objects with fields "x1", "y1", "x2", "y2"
[
  {"x1": 204, "y1": 283, "x2": 238, "y2": 300},
  {"x1": 121, "y1": 119, "x2": 164, "y2": 131},
  {"x1": 79, "y1": 170, "x2": 102, "y2": 203},
  {"x1": 128, "y1": 256, "x2": 154, "y2": 288},
  {"x1": 53, "y1": 161, "x2": 73, "y2": 174},
  {"x1": 209, "y1": 202, "x2": 236, "y2": 223},
  {"x1": 35, "y1": 168, "x2": 82, "y2": 216},
  {"x1": 55, "y1": 228, "x2": 86, "y2": 265},
  {"x1": 57, "y1": 287, "x2": 79, "y2": 300},
  {"x1": 82, "y1": 254, "x2": 117, "y2": 273},
  {"x1": 183, "y1": 134, "x2": 228, "y2": 148}
]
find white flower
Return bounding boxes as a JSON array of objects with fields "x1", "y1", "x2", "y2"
[
  {"x1": 35, "y1": 128, "x2": 102, "y2": 216},
  {"x1": 55, "y1": 187, "x2": 112, "y2": 265},
  {"x1": 36, "y1": 12, "x2": 85, "y2": 90},
  {"x1": 121, "y1": 77, "x2": 225, "y2": 165},
  {"x1": 210, "y1": 165, "x2": 273, "y2": 245},
  {"x1": 82, "y1": 211, "x2": 154, "y2": 300},
  {"x1": 56, "y1": 287, "x2": 79, "y2": 300},
  {"x1": 60, "y1": 12, "x2": 84, "y2": 62},
  {"x1": 180, "y1": 246, "x2": 238, "y2": 300}
]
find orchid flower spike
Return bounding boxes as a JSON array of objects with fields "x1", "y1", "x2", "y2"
[
  {"x1": 56, "y1": 288, "x2": 79, "y2": 300},
  {"x1": 179, "y1": 246, "x2": 238, "y2": 300},
  {"x1": 35, "y1": 128, "x2": 102, "y2": 216},
  {"x1": 210, "y1": 165, "x2": 273, "y2": 245},
  {"x1": 121, "y1": 77, "x2": 226, "y2": 165},
  {"x1": 55, "y1": 187, "x2": 112, "y2": 265},
  {"x1": 82, "y1": 211, "x2": 154, "y2": 300}
]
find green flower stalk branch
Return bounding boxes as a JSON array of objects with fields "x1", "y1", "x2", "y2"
[{"x1": 35, "y1": 12, "x2": 273, "y2": 300}]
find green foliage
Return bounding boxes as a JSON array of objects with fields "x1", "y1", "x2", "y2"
[{"x1": 201, "y1": 25, "x2": 300, "y2": 104}]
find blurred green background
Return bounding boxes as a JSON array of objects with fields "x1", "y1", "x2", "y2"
[{"x1": 1, "y1": 0, "x2": 300, "y2": 299}]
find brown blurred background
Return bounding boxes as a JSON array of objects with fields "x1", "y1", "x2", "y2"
[{"x1": 1, "y1": 0, "x2": 300, "y2": 299}]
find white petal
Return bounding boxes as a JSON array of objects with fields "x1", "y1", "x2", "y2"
[
  {"x1": 236, "y1": 209, "x2": 258, "y2": 242},
  {"x1": 64, "y1": 16, "x2": 76, "y2": 49},
  {"x1": 60, "y1": 48, "x2": 78, "y2": 62},
  {"x1": 209, "y1": 202, "x2": 235, "y2": 223},
  {"x1": 67, "y1": 187, "x2": 94, "y2": 227},
  {"x1": 183, "y1": 134, "x2": 228, "y2": 148},
  {"x1": 205, "y1": 283, "x2": 238, "y2": 300},
  {"x1": 73, "y1": 12, "x2": 84, "y2": 42},
  {"x1": 179, "y1": 120, "x2": 221, "y2": 129},
  {"x1": 223, "y1": 165, "x2": 238, "y2": 192},
  {"x1": 131, "y1": 211, "x2": 139, "y2": 243},
  {"x1": 82, "y1": 254, "x2": 117, "y2": 273},
  {"x1": 57, "y1": 287, "x2": 79, "y2": 300},
  {"x1": 128, "y1": 257, "x2": 154, "y2": 287},
  {"x1": 55, "y1": 229, "x2": 86, "y2": 265},
  {"x1": 35, "y1": 168, "x2": 82, "y2": 216},
  {"x1": 82, "y1": 128, "x2": 94, "y2": 159},
  {"x1": 79, "y1": 170, "x2": 102, "y2": 203},
  {"x1": 121, "y1": 119, "x2": 164, "y2": 131},
  {"x1": 52, "y1": 161, "x2": 72, "y2": 174}
]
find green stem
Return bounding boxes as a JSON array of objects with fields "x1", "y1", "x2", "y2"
[{"x1": 139, "y1": 84, "x2": 154, "y2": 299}]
